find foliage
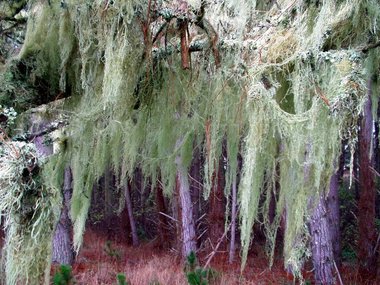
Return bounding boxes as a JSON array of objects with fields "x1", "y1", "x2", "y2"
[
  {"x1": 185, "y1": 252, "x2": 218, "y2": 285},
  {"x1": 116, "y1": 273, "x2": 129, "y2": 285},
  {"x1": 53, "y1": 264, "x2": 74, "y2": 285},
  {"x1": 0, "y1": 60, "x2": 41, "y2": 113},
  {"x1": 0, "y1": 104, "x2": 17, "y2": 132}
]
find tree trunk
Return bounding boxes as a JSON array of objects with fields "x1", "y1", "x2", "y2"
[
  {"x1": 208, "y1": 158, "x2": 226, "y2": 252},
  {"x1": 228, "y1": 174, "x2": 238, "y2": 264},
  {"x1": 27, "y1": 114, "x2": 75, "y2": 265},
  {"x1": 190, "y1": 146, "x2": 202, "y2": 239},
  {"x1": 52, "y1": 167, "x2": 74, "y2": 265},
  {"x1": 124, "y1": 181, "x2": 139, "y2": 247},
  {"x1": 310, "y1": 193, "x2": 335, "y2": 285},
  {"x1": 374, "y1": 97, "x2": 380, "y2": 173},
  {"x1": 104, "y1": 168, "x2": 113, "y2": 235},
  {"x1": 358, "y1": 79, "x2": 378, "y2": 282},
  {"x1": 175, "y1": 138, "x2": 197, "y2": 258},
  {"x1": 156, "y1": 180, "x2": 170, "y2": 248}
]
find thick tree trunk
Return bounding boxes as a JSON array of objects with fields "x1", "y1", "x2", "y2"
[
  {"x1": 26, "y1": 111, "x2": 75, "y2": 265},
  {"x1": 124, "y1": 181, "x2": 139, "y2": 247},
  {"x1": 228, "y1": 174, "x2": 237, "y2": 264},
  {"x1": 358, "y1": 80, "x2": 378, "y2": 282},
  {"x1": 175, "y1": 139, "x2": 197, "y2": 258},
  {"x1": 310, "y1": 193, "x2": 335, "y2": 285},
  {"x1": 326, "y1": 169, "x2": 341, "y2": 265},
  {"x1": 208, "y1": 158, "x2": 225, "y2": 251},
  {"x1": 52, "y1": 168, "x2": 74, "y2": 265}
]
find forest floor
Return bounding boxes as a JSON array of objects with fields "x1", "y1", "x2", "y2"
[
  {"x1": 0, "y1": 229, "x2": 376, "y2": 284},
  {"x1": 58, "y1": 229, "x2": 362, "y2": 285},
  {"x1": 67, "y1": 230, "x2": 297, "y2": 285}
]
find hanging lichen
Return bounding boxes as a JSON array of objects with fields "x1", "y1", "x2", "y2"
[
  {"x1": 0, "y1": 141, "x2": 61, "y2": 285},
  {"x1": 1, "y1": 0, "x2": 380, "y2": 284}
]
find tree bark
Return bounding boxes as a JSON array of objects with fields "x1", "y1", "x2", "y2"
[
  {"x1": 374, "y1": 97, "x2": 380, "y2": 173},
  {"x1": 228, "y1": 174, "x2": 237, "y2": 264},
  {"x1": 124, "y1": 181, "x2": 139, "y2": 247},
  {"x1": 190, "y1": 146, "x2": 202, "y2": 239},
  {"x1": 175, "y1": 138, "x2": 197, "y2": 258},
  {"x1": 358, "y1": 79, "x2": 378, "y2": 282},
  {"x1": 52, "y1": 167, "x2": 74, "y2": 265},
  {"x1": 310, "y1": 193, "x2": 335, "y2": 285},
  {"x1": 156, "y1": 180, "x2": 170, "y2": 248}
]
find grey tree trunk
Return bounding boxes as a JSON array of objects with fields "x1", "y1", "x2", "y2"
[
  {"x1": 124, "y1": 181, "x2": 139, "y2": 247},
  {"x1": 52, "y1": 167, "x2": 74, "y2": 265},
  {"x1": 310, "y1": 193, "x2": 335, "y2": 285},
  {"x1": 175, "y1": 138, "x2": 197, "y2": 257},
  {"x1": 228, "y1": 174, "x2": 237, "y2": 264}
]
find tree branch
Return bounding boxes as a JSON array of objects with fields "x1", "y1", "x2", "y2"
[
  {"x1": 362, "y1": 40, "x2": 380, "y2": 53},
  {"x1": 24, "y1": 121, "x2": 68, "y2": 141}
]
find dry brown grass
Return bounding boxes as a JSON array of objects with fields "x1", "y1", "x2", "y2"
[{"x1": 68, "y1": 230, "x2": 302, "y2": 285}]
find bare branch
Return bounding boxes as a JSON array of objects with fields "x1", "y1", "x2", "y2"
[{"x1": 362, "y1": 40, "x2": 380, "y2": 53}]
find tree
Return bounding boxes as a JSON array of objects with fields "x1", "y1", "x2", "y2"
[
  {"x1": 357, "y1": 78, "x2": 378, "y2": 282},
  {"x1": 175, "y1": 137, "x2": 197, "y2": 257},
  {"x1": 52, "y1": 167, "x2": 74, "y2": 265},
  {"x1": 0, "y1": 1, "x2": 380, "y2": 284}
]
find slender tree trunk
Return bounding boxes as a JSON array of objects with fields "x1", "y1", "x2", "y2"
[
  {"x1": 310, "y1": 193, "x2": 335, "y2": 285},
  {"x1": 156, "y1": 180, "x2": 170, "y2": 248},
  {"x1": 172, "y1": 176, "x2": 182, "y2": 252},
  {"x1": 175, "y1": 138, "x2": 197, "y2": 257},
  {"x1": 228, "y1": 174, "x2": 237, "y2": 264},
  {"x1": 358, "y1": 79, "x2": 378, "y2": 282},
  {"x1": 208, "y1": 158, "x2": 225, "y2": 251},
  {"x1": 190, "y1": 146, "x2": 202, "y2": 238},
  {"x1": 124, "y1": 181, "x2": 139, "y2": 247},
  {"x1": 52, "y1": 167, "x2": 74, "y2": 265}
]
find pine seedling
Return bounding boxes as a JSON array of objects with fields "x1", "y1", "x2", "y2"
[
  {"x1": 116, "y1": 273, "x2": 129, "y2": 285},
  {"x1": 53, "y1": 264, "x2": 73, "y2": 285}
]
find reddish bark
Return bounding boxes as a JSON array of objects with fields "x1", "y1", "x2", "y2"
[
  {"x1": 179, "y1": 20, "x2": 190, "y2": 70},
  {"x1": 358, "y1": 80, "x2": 378, "y2": 282}
]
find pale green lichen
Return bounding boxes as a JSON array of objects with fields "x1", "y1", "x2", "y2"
[{"x1": 1, "y1": 0, "x2": 379, "y2": 284}]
